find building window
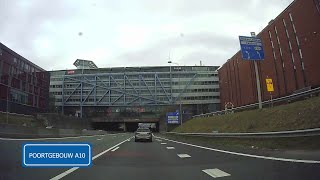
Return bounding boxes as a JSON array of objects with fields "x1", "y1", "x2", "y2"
[
  {"x1": 0, "y1": 48, "x2": 2, "y2": 55},
  {"x1": 289, "y1": 12, "x2": 307, "y2": 85},
  {"x1": 314, "y1": 0, "x2": 320, "y2": 14}
]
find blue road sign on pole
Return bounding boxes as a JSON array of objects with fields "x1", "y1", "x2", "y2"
[
  {"x1": 239, "y1": 36, "x2": 265, "y2": 60},
  {"x1": 166, "y1": 112, "x2": 180, "y2": 124}
]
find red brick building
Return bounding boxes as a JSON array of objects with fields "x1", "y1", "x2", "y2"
[
  {"x1": 219, "y1": 0, "x2": 320, "y2": 108},
  {"x1": 0, "y1": 42, "x2": 50, "y2": 115}
]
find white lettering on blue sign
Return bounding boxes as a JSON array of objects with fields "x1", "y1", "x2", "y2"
[{"x1": 27, "y1": 152, "x2": 86, "y2": 159}]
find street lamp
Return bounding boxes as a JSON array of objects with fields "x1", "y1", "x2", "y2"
[{"x1": 168, "y1": 61, "x2": 183, "y2": 125}]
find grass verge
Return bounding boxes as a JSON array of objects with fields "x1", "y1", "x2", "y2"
[
  {"x1": 162, "y1": 134, "x2": 320, "y2": 150},
  {"x1": 174, "y1": 95, "x2": 320, "y2": 133}
]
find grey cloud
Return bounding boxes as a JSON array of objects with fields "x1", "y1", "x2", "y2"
[
  {"x1": 113, "y1": 32, "x2": 239, "y2": 67},
  {"x1": 0, "y1": 0, "x2": 294, "y2": 70},
  {"x1": 140, "y1": 0, "x2": 293, "y2": 20},
  {"x1": 0, "y1": 0, "x2": 80, "y2": 68}
]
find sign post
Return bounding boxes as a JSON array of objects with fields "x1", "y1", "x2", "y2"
[
  {"x1": 239, "y1": 33, "x2": 265, "y2": 109},
  {"x1": 266, "y1": 78, "x2": 274, "y2": 107}
]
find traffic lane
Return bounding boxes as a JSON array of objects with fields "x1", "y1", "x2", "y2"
[
  {"x1": 0, "y1": 133, "x2": 132, "y2": 180},
  {"x1": 157, "y1": 134, "x2": 320, "y2": 161},
  {"x1": 154, "y1": 136, "x2": 320, "y2": 180},
  {"x1": 63, "y1": 137, "x2": 221, "y2": 180}
]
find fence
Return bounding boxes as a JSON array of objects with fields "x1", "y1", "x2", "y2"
[
  {"x1": 166, "y1": 128, "x2": 320, "y2": 138},
  {"x1": 193, "y1": 87, "x2": 320, "y2": 118}
]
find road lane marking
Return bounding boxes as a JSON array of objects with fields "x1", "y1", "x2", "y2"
[
  {"x1": 166, "y1": 147, "x2": 175, "y2": 149},
  {"x1": 50, "y1": 137, "x2": 132, "y2": 180},
  {"x1": 202, "y1": 168, "x2": 231, "y2": 178},
  {"x1": 97, "y1": 138, "x2": 103, "y2": 141},
  {"x1": 155, "y1": 136, "x2": 320, "y2": 164},
  {"x1": 161, "y1": 143, "x2": 167, "y2": 145},
  {"x1": 50, "y1": 167, "x2": 79, "y2": 180},
  {"x1": 0, "y1": 134, "x2": 113, "y2": 141},
  {"x1": 111, "y1": 147, "x2": 119, "y2": 152},
  {"x1": 177, "y1": 154, "x2": 191, "y2": 158},
  {"x1": 155, "y1": 139, "x2": 162, "y2": 142}
]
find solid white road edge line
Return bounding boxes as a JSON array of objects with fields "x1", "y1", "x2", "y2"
[
  {"x1": 111, "y1": 147, "x2": 120, "y2": 152},
  {"x1": 0, "y1": 133, "x2": 130, "y2": 141},
  {"x1": 0, "y1": 134, "x2": 112, "y2": 141},
  {"x1": 50, "y1": 137, "x2": 132, "y2": 180},
  {"x1": 155, "y1": 136, "x2": 320, "y2": 164}
]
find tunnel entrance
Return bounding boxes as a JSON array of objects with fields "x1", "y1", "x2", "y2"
[
  {"x1": 126, "y1": 122, "x2": 160, "y2": 132},
  {"x1": 91, "y1": 122, "x2": 160, "y2": 132},
  {"x1": 91, "y1": 122, "x2": 122, "y2": 131}
]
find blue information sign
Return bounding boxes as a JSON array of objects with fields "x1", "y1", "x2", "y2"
[
  {"x1": 166, "y1": 112, "x2": 180, "y2": 124},
  {"x1": 239, "y1": 36, "x2": 265, "y2": 60},
  {"x1": 22, "y1": 143, "x2": 92, "y2": 167}
]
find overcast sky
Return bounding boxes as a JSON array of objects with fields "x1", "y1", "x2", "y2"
[{"x1": 0, "y1": 0, "x2": 293, "y2": 70}]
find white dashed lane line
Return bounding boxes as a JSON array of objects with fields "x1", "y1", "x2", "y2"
[
  {"x1": 111, "y1": 147, "x2": 119, "y2": 152},
  {"x1": 50, "y1": 137, "x2": 131, "y2": 180},
  {"x1": 155, "y1": 136, "x2": 320, "y2": 164},
  {"x1": 202, "y1": 168, "x2": 231, "y2": 178},
  {"x1": 161, "y1": 143, "x2": 167, "y2": 145},
  {"x1": 166, "y1": 147, "x2": 175, "y2": 150},
  {"x1": 97, "y1": 138, "x2": 103, "y2": 141},
  {"x1": 177, "y1": 154, "x2": 191, "y2": 158}
]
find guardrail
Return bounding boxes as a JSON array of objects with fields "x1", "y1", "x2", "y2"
[
  {"x1": 0, "y1": 111, "x2": 33, "y2": 117},
  {"x1": 166, "y1": 128, "x2": 320, "y2": 138},
  {"x1": 193, "y1": 87, "x2": 320, "y2": 118}
]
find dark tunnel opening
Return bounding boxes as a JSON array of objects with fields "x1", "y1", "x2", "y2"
[{"x1": 91, "y1": 122, "x2": 160, "y2": 132}]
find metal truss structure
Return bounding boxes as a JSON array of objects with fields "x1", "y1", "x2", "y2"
[{"x1": 61, "y1": 72, "x2": 198, "y2": 111}]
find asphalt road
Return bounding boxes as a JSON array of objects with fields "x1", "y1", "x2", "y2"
[{"x1": 1, "y1": 133, "x2": 320, "y2": 180}]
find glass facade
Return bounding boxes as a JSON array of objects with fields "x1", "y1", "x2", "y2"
[
  {"x1": 50, "y1": 65, "x2": 220, "y2": 117},
  {"x1": 0, "y1": 42, "x2": 49, "y2": 115}
]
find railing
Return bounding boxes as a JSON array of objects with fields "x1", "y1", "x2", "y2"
[
  {"x1": 166, "y1": 128, "x2": 320, "y2": 138},
  {"x1": 0, "y1": 111, "x2": 33, "y2": 117},
  {"x1": 193, "y1": 87, "x2": 320, "y2": 118}
]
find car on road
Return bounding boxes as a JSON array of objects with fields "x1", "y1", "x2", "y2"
[{"x1": 134, "y1": 128, "x2": 152, "y2": 142}]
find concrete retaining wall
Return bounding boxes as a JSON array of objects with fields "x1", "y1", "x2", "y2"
[{"x1": 0, "y1": 124, "x2": 106, "y2": 138}]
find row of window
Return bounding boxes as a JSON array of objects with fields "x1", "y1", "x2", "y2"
[
  {"x1": 1, "y1": 76, "x2": 47, "y2": 97},
  {"x1": 174, "y1": 88, "x2": 219, "y2": 93},
  {"x1": 182, "y1": 96, "x2": 219, "y2": 101},
  {"x1": 56, "y1": 95, "x2": 219, "y2": 103},
  {"x1": 51, "y1": 77, "x2": 63, "y2": 81},
  {"x1": 61, "y1": 73, "x2": 218, "y2": 80},
  {"x1": 315, "y1": 0, "x2": 320, "y2": 14},
  {"x1": 0, "y1": 86, "x2": 44, "y2": 108},
  {"x1": 50, "y1": 81, "x2": 219, "y2": 89},
  {"x1": 52, "y1": 87, "x2": 219, "y2": 95}
]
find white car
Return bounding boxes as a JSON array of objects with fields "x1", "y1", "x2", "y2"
[{"x1": 134, "y1": 128, "x2": 152, "y2": 142}]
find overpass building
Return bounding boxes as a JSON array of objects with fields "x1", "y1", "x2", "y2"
[{"x1": 49, "y1": 61, "x2": 220, "y2": 130}]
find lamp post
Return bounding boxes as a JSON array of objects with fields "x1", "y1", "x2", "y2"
[
  {"x1": 6, "y1": 86, "x2": 9, "y2": 124},
  {"x1": 168, "y1": 61, "x2": 183, "y2": 125}
]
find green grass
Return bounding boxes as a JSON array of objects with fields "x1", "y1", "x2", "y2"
[
  {"x1": 0, "y1": 113, "x2": 43, "y2": 127},
  {"x1": 174, "y1": 95, "x2": 320, "y2": 133},
  {"x1": 163, "y1": 134, "x2": 320, "y2": 150}
]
